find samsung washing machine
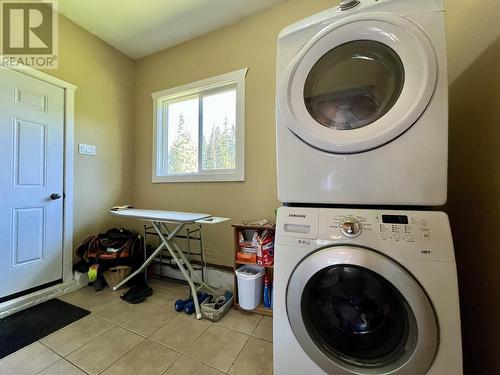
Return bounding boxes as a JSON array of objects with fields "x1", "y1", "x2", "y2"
[
  {"x1": 273, "y1": 206, "x2": 462, "y2": 374},
  {"x1": 276, "y1": 0, "x2": 449, "y2": 205}
]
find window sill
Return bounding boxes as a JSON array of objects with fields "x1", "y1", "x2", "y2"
[{"x1": 153, "y1": 171, "x2": 244, "y2": 183}]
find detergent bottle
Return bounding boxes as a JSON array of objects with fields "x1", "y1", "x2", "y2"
[{"x1": 263, "y1": 273, "x2": 271, "y2": 308}]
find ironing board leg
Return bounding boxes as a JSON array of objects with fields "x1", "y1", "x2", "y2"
[
  {"x1": 112, "y1": 241, "x2": 166, "y2": 291},
  {"x1": 152, "y1": 222, "x2": 204, "y2": 319},
  {"x1": 166, "y1": 231, "x2": 216, "y2": 294}
]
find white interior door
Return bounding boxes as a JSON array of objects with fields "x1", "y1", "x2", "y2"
[{"x1": 0, "y1": 68, "x2": 65, "y2": 300}]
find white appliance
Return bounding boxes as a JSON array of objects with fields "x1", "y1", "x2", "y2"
[
  {"x1": 276, "y1": 0, "x2": 448, "y2": 205},
  {"x1": 273, "y1": 206, "x2": 462, "y2": 374}
]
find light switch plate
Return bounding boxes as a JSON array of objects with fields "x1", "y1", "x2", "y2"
[{"x1": 79, "y1": 144, "x2": 96, "y2": 156}]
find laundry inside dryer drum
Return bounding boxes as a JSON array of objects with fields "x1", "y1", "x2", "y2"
[{"x1": 304, "y1": 41, "x2": 405, "y2": 131}]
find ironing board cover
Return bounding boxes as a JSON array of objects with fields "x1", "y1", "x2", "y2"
[{"x1": 109, "y1": 208, "x2": 211, "y2": 223}]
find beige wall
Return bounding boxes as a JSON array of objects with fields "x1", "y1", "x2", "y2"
[
  {"x1": 43, "y1": 1, "x2": 499, "y2": 373},
  {"x1": 132, "y1": 0, "x2": 339, "y2": 266},
  {"x1": 445, "y1": 1, "x2": 500, "y2": 373},
  {"x1": 42, "y1": 15, "x2": 135, "y2": 247}
]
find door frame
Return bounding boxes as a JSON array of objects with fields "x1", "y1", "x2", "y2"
[{"x1": 0, "y1": 65, "x2": 77, "y2": 317}]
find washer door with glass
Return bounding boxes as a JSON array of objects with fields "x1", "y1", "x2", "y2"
[
  {"x1": 286, "y1": 246, "x2": 438, "y2": 374},
  {"x1": 278, "y1": 14, "x2": 437, "y2": 154}
]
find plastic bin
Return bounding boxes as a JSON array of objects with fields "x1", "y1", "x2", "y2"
[
  {"x1": 201, "y1": 294, "x2": 233, "y2": 322},
  {"x1": 236, "y1": 264, "x2": 265, "y2": 310}
]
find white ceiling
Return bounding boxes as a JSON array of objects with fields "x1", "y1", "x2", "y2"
[{"x1": 59, "y1": 0, "x2": 286, "y2": 59}]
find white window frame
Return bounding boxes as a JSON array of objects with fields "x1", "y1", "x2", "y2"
[{"x1": 152, "y1": 68, "x2": 247, "y2": 183}]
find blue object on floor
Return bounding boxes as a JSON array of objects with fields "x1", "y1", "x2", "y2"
[
  {"x1": 184, "y1": 293, "x2": 209, "y2": 315},
  {"x1": 175, "y1": 296, "x2": 192, "y2": 312}
]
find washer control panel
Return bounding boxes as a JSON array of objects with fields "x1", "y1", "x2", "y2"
[
  {"x1": 377, "y1": 214, "x2": 431, "y2": 243},
  {"x1": 277, "y1": 207, "x2": 454, "y2": 263},
  {"x1": 322, "y1": 211, "x2": 432, "y2": 243}
]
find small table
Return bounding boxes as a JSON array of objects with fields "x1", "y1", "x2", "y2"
[{"x1": 109, "y1": 208, "x2": 229, "y2": 319}]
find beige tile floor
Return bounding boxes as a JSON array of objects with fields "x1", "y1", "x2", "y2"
[{"x1": 0, "y1": 279, "x2": 273, "y2": 375}]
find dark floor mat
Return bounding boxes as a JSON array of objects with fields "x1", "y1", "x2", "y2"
[{"x1": 0, "y1": 298, "x2": 90, "y2": 359}]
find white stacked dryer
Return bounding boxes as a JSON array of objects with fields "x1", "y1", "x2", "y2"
[
  {"x1": 273, "y1": 1, "x2": 463, "y2": 374},
  {"x1": 276, "y1": 0, "x2": 448, "y2": 206}
]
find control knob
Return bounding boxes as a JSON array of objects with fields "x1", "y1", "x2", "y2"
[
  {"x1": 340, "y1": 217, "x2": 362, "y2": 238},
  {"x1": 338, "y1": 0, "x2": 360, "y2": 11}
]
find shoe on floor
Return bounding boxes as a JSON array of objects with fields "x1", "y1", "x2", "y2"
[{"x1": 120, "y1": 284, "x2": 153, "y2": 304}]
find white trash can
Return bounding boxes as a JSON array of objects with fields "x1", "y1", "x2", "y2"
[{"x1": 236, "y1": 264, "x2": 265, "y2": 310}]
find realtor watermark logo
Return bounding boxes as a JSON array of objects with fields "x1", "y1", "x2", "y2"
[{"x1": 0, "y1": 0, "x2": 58, "y2": 69}]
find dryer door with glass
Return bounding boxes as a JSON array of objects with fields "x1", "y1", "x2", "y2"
[
  {"x1": 286, "y1": 245, "x2": 438, "y2": 374},
  {"x1": 278, "y1": 14, "x2": 437, "y2": 154}
]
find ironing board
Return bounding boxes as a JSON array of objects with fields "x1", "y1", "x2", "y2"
[{"x1": 109, "y1": 208, "x2": 229, "y2": 319}]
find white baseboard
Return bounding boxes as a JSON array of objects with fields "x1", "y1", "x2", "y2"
[
  {"x1": 151, "y1": 264, "x2": 234, "y2": 292},
  {"x1": 0, "y1": 277, "x2": 81, "y2": 319}
]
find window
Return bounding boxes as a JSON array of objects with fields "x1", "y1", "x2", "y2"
[{"x1": 152, "y1": 69, "x2": 247, "y2": 182}]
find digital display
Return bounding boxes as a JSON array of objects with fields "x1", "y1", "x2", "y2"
[{"x1": 382, "y1": 215, "x2": 409, "y2": 224}]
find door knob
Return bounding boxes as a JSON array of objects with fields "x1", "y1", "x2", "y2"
[{"x1": 50, "y1": 193, "x2": 61, "y2": 200}]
